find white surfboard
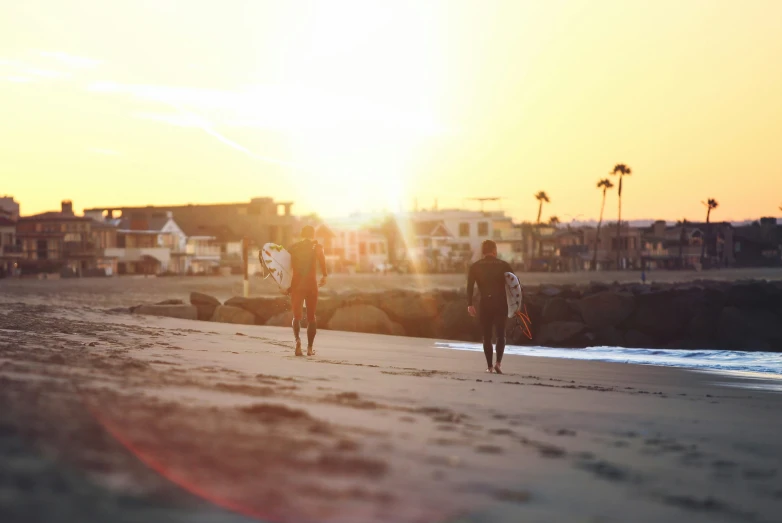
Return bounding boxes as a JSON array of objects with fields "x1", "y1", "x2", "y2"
[
  {"x1": 504, "y1": 272, "x2": 523, "y2": 318},
  {"x1": 260, "y1": 243, "x2": 293, "y2": 290}
]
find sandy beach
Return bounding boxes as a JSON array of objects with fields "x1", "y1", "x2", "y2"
[{"x1": 2, "y1": 291, "x2": 781, "y2": 523}]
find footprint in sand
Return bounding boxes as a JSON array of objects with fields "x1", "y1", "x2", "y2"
[
  {"x1": 488, "y1": 428, "x2": 514, "y2": 436},
  {"x1": 475, "y1": 445, "x2": 504, "y2": 454}
]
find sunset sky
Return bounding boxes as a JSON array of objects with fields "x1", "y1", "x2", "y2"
[{"x1": 2, "y1": 0, "x2": 781, "y2": 223}]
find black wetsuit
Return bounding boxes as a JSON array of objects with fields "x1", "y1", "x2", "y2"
[{"x1": 467, "y1": 255, "x2": 514, "y2": 368}]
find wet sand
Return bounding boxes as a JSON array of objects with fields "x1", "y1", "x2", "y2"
[{"x1": 1, "y1": 298, "x2": 781, "y2": 523}]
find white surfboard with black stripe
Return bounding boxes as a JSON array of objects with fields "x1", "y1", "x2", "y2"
[
  {"x1": 259, "y1": 243, "x2": 293, "y2": 290},
  {"x1": 504, "y1": 272, "x2": 523, "y2": 318}
]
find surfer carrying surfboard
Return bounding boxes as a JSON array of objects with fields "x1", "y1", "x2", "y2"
[
  {"x1": 288, "y1": 225, "x2": 328, "y2": 357},
  {"x1": 467, "y1": 240, "x2": 516, "y2": 374}
]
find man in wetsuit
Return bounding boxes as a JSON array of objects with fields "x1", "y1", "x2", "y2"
[
  {"x1": 288, "y1": 225, "x2": 328, "y2": 357},
  {"x1": 467, "y1": 240, "x2": 514, "y2": 374}
]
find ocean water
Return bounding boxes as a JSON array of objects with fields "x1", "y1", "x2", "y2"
[{"x1": 437, "y1": 343, "x2": 782, "y2": 386}]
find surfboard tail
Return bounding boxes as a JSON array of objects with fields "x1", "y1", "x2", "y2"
[{"x1": 514, "y1": 305, "x2": 533, "y2": 340}]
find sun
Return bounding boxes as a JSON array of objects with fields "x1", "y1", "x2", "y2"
[{"x1": 265, "y1": 1, "x2": 447, "y2": 213}]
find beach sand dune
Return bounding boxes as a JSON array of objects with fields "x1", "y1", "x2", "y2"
[{"x1": 1, "y1": 300, "x2": 781, "y2": 522}]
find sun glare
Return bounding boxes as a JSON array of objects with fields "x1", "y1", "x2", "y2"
[{"x1": 269, "y1": 1, "x2": 446, "y2": 213}]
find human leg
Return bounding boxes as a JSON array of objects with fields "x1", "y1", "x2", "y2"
[
  {"x1": 305, "y1": 287, "x2": 319, "y2": 355},
  {"x1": 493, "y1": 313, "x2": 507, "y2": 373},
  {"x1": 291, "y1": 289, "x2": 304, "y2": 356},
  {"x1": 480, "y1": 308, "x2": 494, "y2": 370}
]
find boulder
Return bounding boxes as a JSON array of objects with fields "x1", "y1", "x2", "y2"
[
  {"x1": 688, "y1": 307, "x2": 720, "y2": 345},
  {"x1": 210, "y1": 305, "x2": 256, "y2": 325},
  {"x1": 744, "y1": 309, "x2": 782, "y2": 347},
  {"x1": 713, "y1": 306, "x2": 772, "y2": 350},
  {"x1": 133, "y1": 304, "x2": 198, "y2": 321},
  {"x1": 266, "y1": 311, "x2": 294, "y2": 327},
  {"x1": 593, "y1": 325, "x2": 625, "y2": 347},
  {"x1": 390, "y1": 322, "x2": 407, "y2": 336},
  {"x1": 225, "y1": 296, "x2": 287, "y2": 324},
  {"x1": 313, "y1": 297, "x2": 343, "y2": 325},
  {"x1": 535, "y1": 321, "x2": 586, "y2": 346},
  {"x1": 195, "y1": 304, "x2": 218, "y2": 321},
  {"x1": 379, "y1": 294, "x2": 441, "y2": 337},
  {"x1": 327, "y1": 304, "x2": 398, "y2": 335},
  {"x1": 625, "y1": 290, "x2": 691, "y2": 343},
  {"x1": 577, "y1": 291, "x2": 635, "y2": 329},
  {"x1": 190, "y1": 292, "x2": 221, "y2": 307},
  {"x1": 583, "y1": 283, "x2": 610, "y2": 297},
  {"x1": 624, "y1": 329, "x2": 655, "y2": 348},
  {"x1": 716, "y1": 306, "x2": 750, "y2": 349},
  {"x1": 380, "y1": 294, "x2": 439, "y2": 321},
  {"x1": 436, "y1": 301, "x2": 482, "y2": 341},
  {"x1": 541, "y1": 297, "x2": 577, "y2": 323},
  {"x1": 725, "y1": 282, "x2": 781, "y2": 309}
]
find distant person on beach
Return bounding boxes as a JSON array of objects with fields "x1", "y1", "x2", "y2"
[
  {"x1": 288, "y1": 225, "x2": 328, "y2": 357},
  {"x1": 467, "y1": 240, "x2": 514, "y2": 374}
]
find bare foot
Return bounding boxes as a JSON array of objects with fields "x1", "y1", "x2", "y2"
[
  {"x1": 485, "y1": 368, "x2": 494, "y2": 373},
  {"x1": 494, "y1": 363, "x2": 503, "y2": 374}
]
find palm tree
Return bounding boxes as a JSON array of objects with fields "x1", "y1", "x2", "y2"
[
  {"x1": 610, "y1": 164, "x2": 632, "y2": 269},
  {"x1": 548, "y1": 216, "x2": 560, "y2": 226},
  {"x1": 700, "y1": 198, "x2": 719, "y2": 266},
  {"x1": 592, "y1": 178, "x2": 614, "y2": 271},
  {"x1": 534, "y1": 191, "x2": 550, "y2": 224},
  {"x1": 534, "y1": 191, "x2": 550, "y2": 258}
]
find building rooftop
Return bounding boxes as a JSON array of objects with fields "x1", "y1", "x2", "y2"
[
  {"x1": 19, "y1": 211, "x2": 92, "y2": 222},
  {"x1": 85, "y1": 198, "x2": 296, "y2": 245}
]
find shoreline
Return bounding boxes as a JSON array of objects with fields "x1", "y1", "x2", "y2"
[{"x1": 435, "y1": 341, "x2": 782, "y2": 381}]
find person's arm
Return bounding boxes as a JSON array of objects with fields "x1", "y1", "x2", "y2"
[
  {"x1": 316, "y1": 244, "x2": 328, "y2": 285},
  {"x1": 467, "y1": 263, "x2": 476, "y2": 306}
]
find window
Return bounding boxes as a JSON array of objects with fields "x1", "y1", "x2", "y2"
[
  {"x1": 359, "y1": 242, "x2": 367, "y2": 255},
  {"x1": 370, "y1": 243, "x2": 377, "y2": 254},
  {"x1": 478, "y1": 222, "x2": 489, "y2": 237},
  {"x1": 36, "y1": 239, "x2": 48, "y2": 260},
  {"x1": 459, "y1": 223, "x2": 469, "y2": 237}
]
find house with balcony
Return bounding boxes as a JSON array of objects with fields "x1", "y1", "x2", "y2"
[
  {"x1": 0, "y1": 213, "x2": 22, "y2": 277},
  {"x1": 323, "y1": 224, "x2": 389, "y2": 273},
  {"x1": 85, "y1": 209, "x2": 187, "y2": 275},
  {"x1": 85, "y1": 197, "x2": 297, "y2": 254},
  {"x1": 15, "y1": 201, "x2": 98, "y2": 275},
  {"x1": 390, "y1": 209, "x2": 516, "y2": 272},
  {"x1": 493, "y1": 218, "x2": 524, "y2": 266},
  {"x1": 733, "y1": 218, "x2": 780, "y2": 267},
  {"x1": 582, "y1": 223, "x2": 644, "y2": 270},
  {"x1": 640, "y1": 220, "x2": 735, "y2": 270}
]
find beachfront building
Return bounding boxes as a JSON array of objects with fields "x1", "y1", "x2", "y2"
[
  {"x1": 0, "y1": 196, "x2": 20, "y2": 220},
  {"x1": 85, "y1": 197, "x2": 298, "y2": 254},
  {"x1": 640, "y1": 220, "x2": 735, "y2": 270},
  {"x1": 0, "y1": 213, "x2": 21, "y2": 277},
  {"x1": 582, "y1": 223, "x2": 643, "y2": 270},
  {"x1": 329, "y1": 225, "x2": 389, "y2": 273},
  {"x1": 15, "y1": 201, "x2": 98, "y2": 276},
  {"x1": 85, "y1": 209, "x2": 185, "y2": 275},
  {"x1": 733, "y1": 217, "x2": 781, "y2": 267},
  {"x1": 493, "y1": 218, "x2": 524, "y2": 266},
  {"x1": 391, "y1": 209, "x2": 518, "y2": 272}
]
